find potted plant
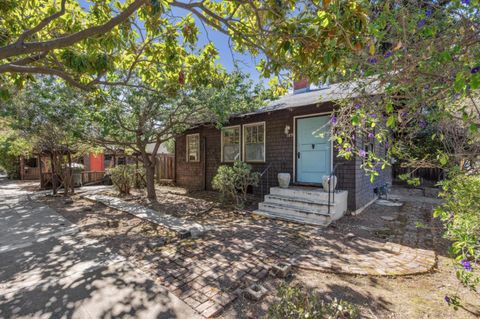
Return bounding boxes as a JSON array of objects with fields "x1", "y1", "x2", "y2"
[
  {"x1": 322, "y1": 175, "x2": 337, "y2": 192},
  {"x1": 277, "y1": 173, "x2": 291, "y2": 188}
]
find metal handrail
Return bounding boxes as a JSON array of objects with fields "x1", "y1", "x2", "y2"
[
  {"x1": 259, "y1": 163, "x2": 273, "y2": 200},
  {"x1": 327, "y1": 162, "x2": 345, "y2": 214}
]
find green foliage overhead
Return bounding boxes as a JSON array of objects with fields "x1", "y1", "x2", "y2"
[
  {"x1": 331, "y1": 0, "x2": 479, "y2": 179},
  {"x1": 0, "y1": 0, "x2": 370, "y2": 94}
]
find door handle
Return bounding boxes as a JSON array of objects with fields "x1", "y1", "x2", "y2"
[{"x1": 297, "y1": 152, "x2": 300, "y2": 159}]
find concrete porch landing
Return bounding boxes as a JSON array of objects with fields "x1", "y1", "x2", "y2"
[{"x1": 254, "y1": 186, "x2": 348, "y2": 226}]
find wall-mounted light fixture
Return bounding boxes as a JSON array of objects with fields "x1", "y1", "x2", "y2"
[{"x1": 284, "y1": 125, "x2": 292, "y2": 137}]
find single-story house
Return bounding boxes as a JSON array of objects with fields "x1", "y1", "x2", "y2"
[{"x1": 174, "y1": 79, "x2": 392, "y2": 226}]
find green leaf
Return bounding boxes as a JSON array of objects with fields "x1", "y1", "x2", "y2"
[
  {"x1": 351, "y1": 114, "x2": 359, "y2": 125},
  {"x1": 386, "y1": 115, "x2": 396, "y2": 128}
]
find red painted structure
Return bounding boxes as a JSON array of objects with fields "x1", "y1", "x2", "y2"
[{"x1": 89, "y1": 153, "x2": 104, "y2": 172}]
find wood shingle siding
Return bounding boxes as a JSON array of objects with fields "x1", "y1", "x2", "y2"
[{"x1": 175, "y1": 102, "x2": 391, "y2": 211}]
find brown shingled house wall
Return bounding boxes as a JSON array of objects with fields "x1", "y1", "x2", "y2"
[{"x1": 175, "y1": 103, "x2": 391, "y2": 211}]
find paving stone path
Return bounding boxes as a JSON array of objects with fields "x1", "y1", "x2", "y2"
[
  {"x1": 83, "y1": 193, "x2": 209, "y2": 237},
  {"x1": 134, "y1": 213, "x2": 436, "y2": 317}
]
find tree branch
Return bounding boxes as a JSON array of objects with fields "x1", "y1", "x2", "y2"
[
  {"x1": 0, "y1": 0, "x2": 147, "y2": 60},
  {"x1": 16, "y1": 0, "x2": 67, "y2": 45},
  {"x1": 0, "y1": 64, "x2": 90, "y2": 90}
]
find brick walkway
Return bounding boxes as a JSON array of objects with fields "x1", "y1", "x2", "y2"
[
  {"x1": 83, "y1": 193, "x2": 209, "y2": 237},
  {"x1": 135, "y1": 212, "x2": 436, "y2": 318}
]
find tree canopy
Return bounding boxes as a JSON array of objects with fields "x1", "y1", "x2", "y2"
[
  {"x1": 329, "y1": 0, "x2": 479, "y2": 179},
  {"x1": 0, "y1": 0, "x2": 370, "y2": 95}
]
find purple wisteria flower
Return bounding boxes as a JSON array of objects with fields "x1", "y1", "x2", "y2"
[
  {"x1": 368, "y1": 57, "x2": 378, "y2": 64},
  {"x1": 370, "y1": 113, "x2": 378, "y2": 118},
  {"x1": 368, "y1": 132, "x2": 375, "y2": 139},
  {"x1": 400, "y1": 111, "x2": 407, "y2": 118},
  {"x1": 462, "y1": 0, "x2": 470, "y2": 5},
  {"x1": 331, "y1": 116, "x2": 337, "y2": 125},
  {"x1": 471, "y1": 66, "x2": 480, "y2": 74},
  {"x1": 461, "y1": 259, "x2": 473, "y2": 271},
  {"x1": 359, "y1": 149, "x2": 367, "y2": 158},
  {"x1": 425, "y1": 9, "x2": 433, "y2": 17},
  {"x1": 384, "y1": 51, "x2": 393, "y2": 58},
  {"x1": 346, "y1": 147, "x2": 353, "y2": 153},
  {"x1": 419, "y1": 119, "x2": 427, "y2": 129},
  {"x1": 385, "y1": 142, "x2": 390, "y2": 148},
  {"x1": 354, "y1": 103, "x2": 361, "y2": 109},
  {"x1": 417, "y1": 19, "x2": 426, "y2": 28},
  {"x1": 444, "y1": 295, "x2": 451, "y2": 304}
]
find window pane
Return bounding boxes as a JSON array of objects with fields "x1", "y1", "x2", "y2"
[
  {"x1": 246, "y1": 144, "x2": 264, "y2": 161},
  {"x1": 187, "y1": 135, "x2": 199, "y2": 161},
  {"x1": 223, "y1": 144, "x2": 240, "y2": 161},
  {"x1": 244, "y1": 123, "x2": 265, "y2": 161},
  {"x1": 222, "y1": 127, "x2": 240, "y2": 162}
]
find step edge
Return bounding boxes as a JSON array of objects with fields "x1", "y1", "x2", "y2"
[
  {"x1": 265, "y1": 194, "x2": 335, "y2": 206},
  {"x1": 259, "y1": 202, "x2": 331, "y2": 216}
]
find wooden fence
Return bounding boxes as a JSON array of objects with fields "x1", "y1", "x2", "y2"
[
  {"x1": 393, "y1": 165, "x2": 444, "y2": 183},
  {"x1": 23, "y1": 167, "x2": 41, "y2": 180},
  {"x1": 40, "y1": 171, "x2": 105, "y2": 189},
  {"x1": 156, "y1": 154, "x2": 175, "y2": 181}
]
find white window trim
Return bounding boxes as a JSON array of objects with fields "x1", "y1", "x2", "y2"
[
  {"x1": 242, "y1": 121, "x2": 266, "y2": 163},
  {"x1": 186, "y1": 133, "x2": 200, "y2": 162},
  {"x1": 221, "y1": 125, "x2": 241, "y2": 163}
]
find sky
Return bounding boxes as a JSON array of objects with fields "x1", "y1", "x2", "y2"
[
  {"x1": 171, "y1": 6, "x2": 266, "y2": 85},
  {"x1": 78, "y1": 0, "x2": 266, "y2": 85}
]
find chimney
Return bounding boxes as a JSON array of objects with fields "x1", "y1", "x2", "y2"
[{"x1": 293, "y1": 78, "x2": 310, "y2": 94}]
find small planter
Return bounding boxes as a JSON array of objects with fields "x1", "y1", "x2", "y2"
[
  {"x1": 244, "y1": 284, "x2": 268, "y2": 301},
  {"x1": 277, "y1": 173, "x2": 291, "y2": 188},
  {"x1": 322, "y1": 175, "x2": 337, "y2": 192},
  {"x1": 178, "y1": 230, "x2": 191, "y2": 239},
  {"x1": 271, "y1": 262, "x2": 292, "y2": 278}
]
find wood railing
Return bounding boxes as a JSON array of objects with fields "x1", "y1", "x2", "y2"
[{"x1": 81, "y1": 171, "x2": 105, "y2": 185}]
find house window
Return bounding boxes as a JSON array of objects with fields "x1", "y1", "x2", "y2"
[
  {"x1": 221, "y1": 126, "x2": 241, "y2": 162},
  {"x1": 243, "y1": 122, "x2": 266, "y2": 162},
  {"x1": 186, "y1": 134, "x2": 200, "y2": 162}
]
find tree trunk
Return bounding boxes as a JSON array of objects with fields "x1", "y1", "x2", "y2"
[
  {"x1": 50, "y1": 152, "x2": 57, "y2": 195},
  {"x1": 145, "y1": 163, "x2": 156, "y2": 201},
  {"x1": 67, "y1": 151, "x2": 74, "y2": 195},
  {"x1": 19, "y1": 156, "x2": 25, "y2": 180}
]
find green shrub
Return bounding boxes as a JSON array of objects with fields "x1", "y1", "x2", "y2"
[
  {"x1": 212, "y1": 161, "x2": 260, "y2": 208},
  {"x1": 108, "y1": 164, "x2": 145, "y2": 195},
  {"x1": 268, "y1": 283, "x2": 360, "y2": 319},
  {"x1": 434, "y1": 173, "x2": 480, "y2": 307}
]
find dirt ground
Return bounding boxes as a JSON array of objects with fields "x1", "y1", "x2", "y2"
[
  {"x1": 37, "y1": 185, "x2": 480, "y2": 319},
  {"x1": 40, "y1": 195, "x2": 178, "y2": 259}
]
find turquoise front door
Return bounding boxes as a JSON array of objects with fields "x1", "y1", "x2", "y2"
[{"x1": 296, "y1": 115, "x2": 331, "y2": 184}]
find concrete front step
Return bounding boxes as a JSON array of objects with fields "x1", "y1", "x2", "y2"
[
  {"x1": 264, "y1": 194, "x2": 333, "y2": 213},
  {"x1": 256, "y1": 187, "x2": 349, "y2": 226},
  {"x1": 261, "y1": 198, "x2": 331, "y2": 216},
  {"x1": 252, "y1": 209, "x2": 331, "y2": 227},
  {"x1": 258, "y1": 202, "x2": 331, "y2": 225},
  {"x1": 270, "y1": 186, "x2": 346, "y2": 204}
]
